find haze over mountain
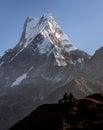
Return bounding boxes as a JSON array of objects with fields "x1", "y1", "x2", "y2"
[{"x1": 0, "y1": 14, "x2": 103, "y2": 130}]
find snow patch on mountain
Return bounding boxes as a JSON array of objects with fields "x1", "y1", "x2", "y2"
[
  {"x1": 11, "y1": 66, "x2": 34, "y2": 87},
  {"x1": 65, "y1": 45, "x2": 77, "y2": 52},
  {"x1": 54, "y1": 51, "x2": 67, "y2": 66},
  {"x1": 37, "y1": 38, "x2": 52, "y2": 55},
  {"x1": 77, "y1": 58, "x2": 84, "y2": 63},
  {"x1": 0, "y1": 61, "x2": 4, "y2": 67},
  {"x1": 11, "y1": 73, "x2": 27, "y2": 87},
  {"x1": 28, "y1": 66, "x2": 34, "y2": 71}
]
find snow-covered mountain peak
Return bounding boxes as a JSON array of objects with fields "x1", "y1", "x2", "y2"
[
  {"x1": 10, "y1": 13, "x2": 88, "y2": 66},
  {"x1": 18, "y1": 13, "x2": 74, "y2": 49},
  {"x1": 18, "y1": 14, "x2": 53, "y2": 48}
]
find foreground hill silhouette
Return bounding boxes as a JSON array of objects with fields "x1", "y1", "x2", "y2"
[{"x1": 9, "y1": 93, "x2": 103, "y2": 130}]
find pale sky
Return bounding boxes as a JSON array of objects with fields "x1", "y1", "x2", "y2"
[{"x1": 0, "y1": 0, "x2": 103, "y2": 56}]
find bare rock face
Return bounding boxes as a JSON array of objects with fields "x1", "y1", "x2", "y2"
[{"x1": 0, "y1": 13, "x2": 103, "y2": 130}]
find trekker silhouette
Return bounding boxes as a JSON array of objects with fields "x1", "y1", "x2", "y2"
[
  {"x1": 69, "y1": 92, "x2": 74, "y2": 102},
  {"x1": 63, "y1": 92, "x2": 68, "y2": 102},
  {"x1": 58, "y1": 92, "x2": 74, "y2": 103}
]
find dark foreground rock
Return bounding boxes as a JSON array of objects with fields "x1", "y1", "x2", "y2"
[{"x1": 9, "y1": 93, "x2": 103, "y2": 130}]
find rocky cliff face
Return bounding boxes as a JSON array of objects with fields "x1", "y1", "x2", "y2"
[{"x1": 0, "y1": 13, "x2": 103, "y2": 130}]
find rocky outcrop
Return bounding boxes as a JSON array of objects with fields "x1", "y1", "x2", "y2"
[{"x1": 9, "y1": 93, "x2": 103, "y2": 130}]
